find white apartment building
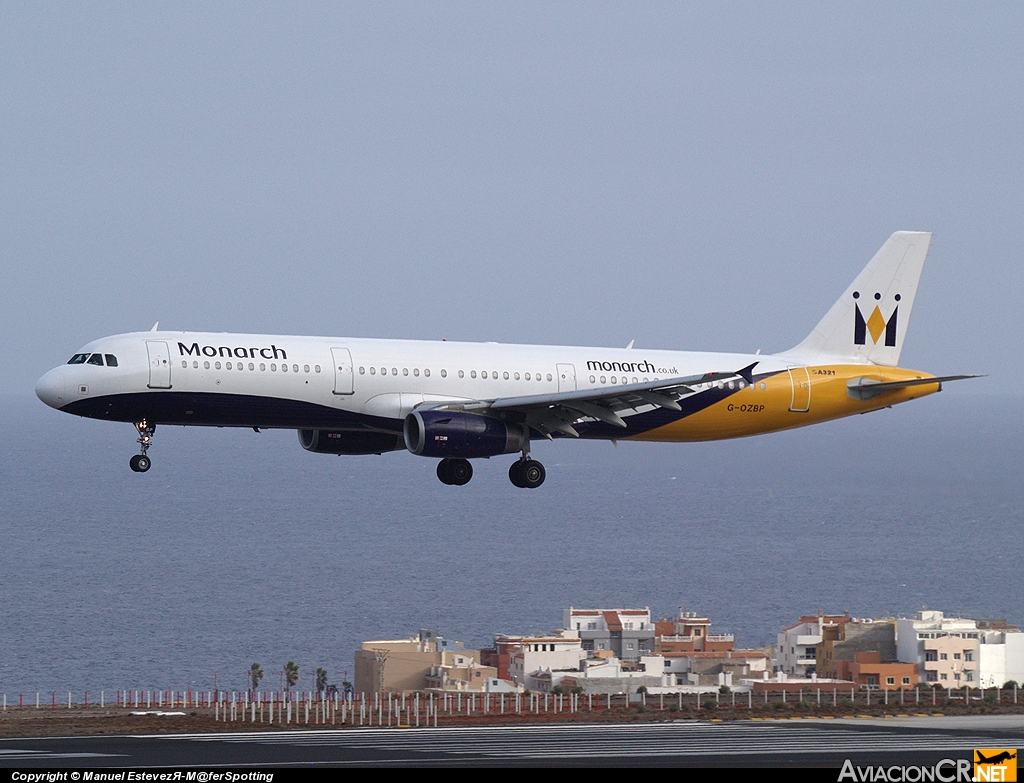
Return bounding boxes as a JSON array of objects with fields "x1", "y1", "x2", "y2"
[
  {"x1": 977, "y1": 629, "x2": 1024, "y2": 688},
  {"x1": 896, "y1": 611, "x2": 1023, "y2": 687},
  {"x1": 507, "y1": 629, "x2": 588, "y2": 685},
  {"x1": 535, "y1": 655, "x2": 671, "y2": 694}
]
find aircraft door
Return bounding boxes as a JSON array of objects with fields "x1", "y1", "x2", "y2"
[
  {"x1": 787, "y1": 366, "x2": 811, "y2": 412},
  {"x1": 331, "y1": 347, "x2": 354, "y2": 395},
  {"x1": 146, "y1": 341, "x2": 172, "y2": 389},
  {"x1": 557, "y1": 363, "x2": 577, "y2": 393}
]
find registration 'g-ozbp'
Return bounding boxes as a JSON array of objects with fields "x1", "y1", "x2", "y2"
[{"x1": 36, "y1": 232, "x2": 976, "y2": 488}]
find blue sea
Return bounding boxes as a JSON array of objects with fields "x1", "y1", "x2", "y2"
[{"x1": 0, "y1": 389, "x2": 1020, "y2": 697}]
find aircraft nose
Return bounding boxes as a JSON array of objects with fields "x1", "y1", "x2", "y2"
[{"x1": 35, "y1": 367, "x2": 67, "y2": 409}]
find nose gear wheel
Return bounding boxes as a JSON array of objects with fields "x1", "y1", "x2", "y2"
[{"x1": 130, "y1": 420, "x2": 155, "y2": 472}]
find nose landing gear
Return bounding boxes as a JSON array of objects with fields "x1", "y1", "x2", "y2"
[{"x1": 130, "y1": 420, "x2": 155, "y2": 473}]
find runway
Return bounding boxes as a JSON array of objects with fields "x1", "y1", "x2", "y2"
[{"x1": 1, "y1": 715, "x2": 1022, "y2": 767}]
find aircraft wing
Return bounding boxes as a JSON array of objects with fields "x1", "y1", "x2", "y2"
[{"x1": 420, "y1": 362, "x2": 758, "y2": 438}]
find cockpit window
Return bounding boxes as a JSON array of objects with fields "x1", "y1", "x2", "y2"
[
  {"x1": 67, "y1": 354, "x2": 89, "y2": 364},
  {"x1": 87, "y1": 353, "x2": 104, "y2": 366},
  {"x1": 105, "y1": 354, "x2": 118, "y2": 367}
]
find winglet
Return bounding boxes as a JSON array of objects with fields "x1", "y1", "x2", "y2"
[{"x1": 150, "y1": 322, "x2": 159, "y2": 332}]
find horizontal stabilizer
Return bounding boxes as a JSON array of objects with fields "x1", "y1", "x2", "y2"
[{"x1": 846, "y1": 374, "x2": 981, "y2": 401}]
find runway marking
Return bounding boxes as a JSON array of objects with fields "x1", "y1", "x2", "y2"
[
  {"x1": 0, "y1": 749, "x2": 120, "y2": 760},
  {"x1": 149, "y1": 722, "x2": 1024, "y2": 759}
]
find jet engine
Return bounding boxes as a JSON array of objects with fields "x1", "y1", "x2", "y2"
[
  {"x1": 298, "y1": 429, "x2": 404, "y2": 455},
  {"x1": 404, "y1": 410, "x2": 525, "y2": 459}
]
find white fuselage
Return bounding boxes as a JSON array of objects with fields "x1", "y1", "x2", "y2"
[{"x1": 37, "y1": 330, "x2": 788, "y2": 431}]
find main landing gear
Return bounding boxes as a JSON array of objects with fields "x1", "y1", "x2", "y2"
[
  {"x1": 129, "y1": 420, "x2": 155, "y2": 473},
  {"x1": 509, "y1": 457, "x2": 545, "y2": 489},
  {"x1": 434, "y1": 456, "x2": 546, "y2": 488},
  {"x1": 437, "y1": 458, "x2": 473, "y2": 486}
]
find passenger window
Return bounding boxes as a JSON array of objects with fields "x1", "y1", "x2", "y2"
[
  {"x1": 281, "y1": 364, "x2": 287, "y2": 372},
  {"x1": 315, "y1": 365, "x2": 321, "y2": 373},
  {"x1": 441, "y1": 369, "x2": 447, "y2": 378},
  {"x1": 458, "y1": 370, "x2": 464, "y2": 378},
  {"x1": 304, "y1": 365, "x2": 310, "y2": 373},
  {"x1": 248, "y1": 363, "x2": 254, "y2": 371},
  {"x1": 105, "y1": 355, "x2": 118, "y2": 367},
  {"x1": 193, "y1": 361, "x2": 199, "y2": 369},
  {"x1": 87, "y1": 353, "x2": 104, "y2": 366},
  {"x1": 205, "y1": 361, "x2": 211, "y2": 369},
  {"x1": 525, "y1": 372, "x2": 531, "y2": 380},
  {"x1": 424, "y1": 369, "x2": 430, "y2": 377},
  {"x1": 67, "y1": 354, "x2": 89, "y2": 364},
  {"x1": 590, "y1": 375, "x2": 596, "y2": 383},
  {"x1": 215, "y1": 362, "x2": 222, "y2": 370},
  {"x1": 369, "y1": 367, "x2": 375, "y2": 375},
  {"x1": 470, "y1": 371, "x2": 477, "y2": 379},
  {"x1": 403, "y1": 368, "x2": 409, "y2": 376},
  {"x1": 514, "y1": 373, "x2": 519, "y2": 380},
  {"x1": 503, "y1": 372, "x2": 509, "y2": 380},
  {"x1": 392, "y1": 368, "x2": 397, "y2": 375},
  {"x1": 292, "y1": 365, "x2": 298, "y2": 373},
  {"x1": 182, "y1": 361, "x2": 187, "y2": 368},
  {"x1": 359, "y1": 367, "x2": 365, "y2": 374},
  {"x1": 260, "y1": 363, "x2": 266, "y2": 371},
  {"x1": 226, "y1": 362, "x2": 232, "y2": 370},
  {"x1": 547, "y1": 373, "x2": 553, "y2": 382},
  {"x1": 271, "y1": 364, "x2": 277, "y2": 371},
  {"x1": 413, "y1": 368, "x2": 419, "y2": 377}
]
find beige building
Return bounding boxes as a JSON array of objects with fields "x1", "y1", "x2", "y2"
[
  {"x1": 354, "y1": 631, "x2": 481, "y2": 693},
  {"x1": 425, "y1": 658, "x2": 501, "y2": 692},
  {"x1": 897, "y1": 611, "x2": 980, "y2": 686}
]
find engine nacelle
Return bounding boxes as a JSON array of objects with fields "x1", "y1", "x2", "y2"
[
  {"x1": 404, "y1": 410, "x2": 525, "y2": 459},
  {"x1": 298, "y1": 429, "x2": 404, "y2": 455}
]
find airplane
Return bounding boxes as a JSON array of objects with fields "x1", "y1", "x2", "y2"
[
  {"x1": 35, "y1": 231, "x2": 976, "y2": 488},
  {"x1": 976, "y1": 750, "x2": 1016, "y2": 765}
]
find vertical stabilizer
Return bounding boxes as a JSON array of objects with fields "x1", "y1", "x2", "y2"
[{"x1": 781, "y1": 231, "x2": 931, "y2": 366}]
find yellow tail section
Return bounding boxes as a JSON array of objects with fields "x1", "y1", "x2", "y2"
[{"x1": 628, "y1": 365, "x2": 941, "y2": 442}]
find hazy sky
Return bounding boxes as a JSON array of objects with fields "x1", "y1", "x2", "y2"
[{"x1": 3, "y1": 3, "x2": 1022, "y2": 395}]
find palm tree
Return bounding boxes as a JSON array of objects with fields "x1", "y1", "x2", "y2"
[
  {"x1": 284, "y1": 661, "x2": 300, "y2": 692},
  {"x1": 249, "y1": 663, "x2": 264, "y2": 696},
  {"x1": 316, "y1": 667, "x2": 329, "y2": 693}
]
